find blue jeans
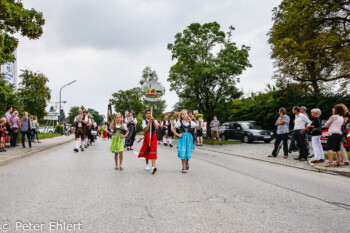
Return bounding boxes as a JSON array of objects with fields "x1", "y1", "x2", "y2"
[{"x1": 21, "y1": 131, "x2": 32, "y2": 148}]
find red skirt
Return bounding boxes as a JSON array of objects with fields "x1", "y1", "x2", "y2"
[
  {"x1": 138, "y1": 132, "x2": 157, "y2": 160},
  {"x1": 103, "y1": 131, "x2": 107, "y2": 138}
]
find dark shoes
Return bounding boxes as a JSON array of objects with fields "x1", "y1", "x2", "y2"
[
  {"x1": 74, "y1": 148, "x2": 79, "y2": 152},
  {"x1": 169, "y1": 144, "x2": 173, "y2": 147},
  {"x1": 164, "y1": 143, "x2": 168, "y2": 146},
  {"x1": 81, "y1": 148, "x2": 84, "y2": 152}
]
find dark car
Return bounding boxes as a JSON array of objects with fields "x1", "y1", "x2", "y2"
[{"x1": 220, "y1": 121, "x2": 274, "y2": 143}]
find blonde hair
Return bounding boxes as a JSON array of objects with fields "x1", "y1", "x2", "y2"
[
  {"x1": 111, "y1": 113, "x2": 122, "y2": 129},
  {"x1": 311, "y1": 108, "x2": 321, "y2": 116},
  {"x1": 180, "y1": 109, "x2": 188, "y2": 121},
  {"x1": 13, "y1": 111, "x2": 19, "y2": 117},
  {"x1": 0, "y1": 117, "x2": 6, "y2": 124},
  {"x1": 34, "y1": 116, "x2": 38, "y2": 121},
  {"x1": 23, "y1": 112, "x2": 29, "y2": 121}
]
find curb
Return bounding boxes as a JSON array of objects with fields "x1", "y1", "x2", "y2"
[
  {"x1": 0, "y1": 137, "x2": 74, "y2": 167},
  {"x1": 307, "y1": 160, "x2": 350, "y2": 178},
  {"x1": 197, "y1": 147, "x2": 341, "y2": 176}
]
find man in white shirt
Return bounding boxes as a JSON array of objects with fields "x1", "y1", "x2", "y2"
[
  {"x1": 292, "y1": 106, "x2": 312, "y2": 161},
  {"x1": 73, "y1": 109, "x2": 88, "y2": 152},
  {"x1": 161, "y1": 116, "x2": 171, "y2": 146}
]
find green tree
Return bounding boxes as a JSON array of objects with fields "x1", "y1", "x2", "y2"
[
  {"x1": 109, "y1": 87, "x2": 145, "y2": 116},
  {"x1": 18, "y1": 69, "x2": 51, "y2": 119},
  {"x1": 268, "y1": 0, "x2": 350, "y2": 94},
  {"x1": 168, "y1": 22, "x2": 250, "y2": 135},
  {"x1": 59, "y1": 109, "x2": 65, "y2": 122},
  {"x1": 0, "y1": 74, "x2": 23, "y2": 114},
  {"x1": 140, "y1": 66, "x2": 167, "y2": 118},
  {"x1": 49, "y1": 106, "x2": 55, "y2": 113},
  {"x1": 0, "y1": 0, "x2": 45, "y2": 64},
  {"x1": 67, "y1": 106, "x2": 85, "y2": 125}
]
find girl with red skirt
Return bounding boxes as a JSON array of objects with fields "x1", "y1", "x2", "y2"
[{"x1": 138, "y1": 109, "x2": 159, "y2": 174}]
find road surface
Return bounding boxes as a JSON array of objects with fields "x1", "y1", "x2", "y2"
[{"x1": 0, "y1": 138, "x2": 349, "y2": 232}]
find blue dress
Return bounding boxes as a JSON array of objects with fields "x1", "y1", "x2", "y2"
[{"x1": 177, "y1": 121, "x2": 195, "y2": 160}]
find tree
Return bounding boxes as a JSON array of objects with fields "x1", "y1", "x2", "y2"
[
  {"x1": 0, "y1": 74, "x2": 24, "y2": 114},
  {"x1": 49, "y1": 106, "x2": 55, "y2": 113},
  {"x1": 59, "y1": 109, "x2": 65, "y2": 122},
  {"x1": 139, "y1": 66, "x2": 166, "y2": 118},
  {"x1": 18, "y1": 69, "x2": 51, "y2": 119},
  {"x1": 109, "y1": 88, "x2": 145, "y2": 116},
  {"x1": 68, "y1": 106, "x2": 85, "y2": 125},
  {"x1": 168, "y1": 22, "x2": 251, "y2": 135},
  {"x1": 0, "y1": 0, "x2": 45, "y2": 64},
  {"x1": 268, "y1": 0, "x2": 350, "y2": 94}
]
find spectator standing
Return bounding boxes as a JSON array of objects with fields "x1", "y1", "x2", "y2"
[
  {"x1": 0, "y1": 118, "x2": 9, "y2": 152},
  {"x1": 339, "y1": 104, "x2": 349, "y2": 165},
  {"x1": 32, "y1": 116, "x2": 40, "y2": 143},
  {"x1": 10, "y1": 111, "x2": 20, "y2": 147},
  {"x1": 4, "y1": 106, "x2": 12, "y2": 147},
  {"x1": 210, "y1": 116, "x2": 222, "y2": 145},
  {"x1": 293, "y1": 106, "x2": 312, "y2": 161},
  {"x1": 325, "y1": 105, "x2": 345, "y2": 167},
  {"x1": 306, "y1": 109, "x2": 324, "y2": 163},
  {"x1": 20, "y1": 112, "x2": 32, "y2": 148},
  {"x1": 269, "y1": 107, "x2": 290, "y2": 158}
]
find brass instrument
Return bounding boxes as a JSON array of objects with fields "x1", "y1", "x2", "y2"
[{"x1": 87, "y1": 112, "x2": 94, "y2": 129}]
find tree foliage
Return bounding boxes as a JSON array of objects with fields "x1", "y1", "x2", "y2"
[
  {"x1": 87, "y1": 108, "x2": 104, "y2": 126},
  {"x1": 0, "y1": 74, "x2": 23, "y2": 114},
  {"x1": 18, "y1": 69, "x2": 51, "y2": 119},
  {"x1": 268, "y1": 0, "x2": 350, "y2": 94},
  {"x1": 168, "y1": 22, "x2": 250, "y2": 133},
  {"x1": 0, "y1": 0, "x2": 45, "y2": 64},
  {"x1": 109, "y1": 87, "x2": 145, "y2": 116}
]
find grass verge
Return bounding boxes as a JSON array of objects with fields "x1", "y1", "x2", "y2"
[
  {"x1": 203, "y1": 138, "x2": 242, "y2": 145},
  {"x1": 324, "y1": 151, "x2": 350, "y2": 160},
  {"x1": 16, "y1": 133, "x2": 62, "y2": 142}
]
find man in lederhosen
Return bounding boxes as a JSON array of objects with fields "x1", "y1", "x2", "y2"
[
  {"x1": 74, "y1": 109, "x2": 88, "y2": 152},
  {"x1": 161, "y1": 116, "x2": 172, "y2": 147}
]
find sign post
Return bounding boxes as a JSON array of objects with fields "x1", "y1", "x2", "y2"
[{"x1": 141, "y1": 81, "x2": 165, "y2": 147}]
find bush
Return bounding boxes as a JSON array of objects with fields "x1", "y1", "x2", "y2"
[
  {"x1": 136, "y1": 113, "x2": 144, "y2": 133},
  {"x1": 55, "y1": 125, "x2": 64, "y2": 135}
]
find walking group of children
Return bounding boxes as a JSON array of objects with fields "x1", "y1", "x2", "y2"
[{"x1": 107, "y1": 109, "x2": 200, "y2": 174}]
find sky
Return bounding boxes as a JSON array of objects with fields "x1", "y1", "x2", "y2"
[{"x1": 17, "y1": 0, "x2": 279, "y2": 118}]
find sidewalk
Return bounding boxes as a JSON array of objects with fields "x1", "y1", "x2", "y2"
[
  {"x1": 0, "y1": 135, "x2": 74, "y2": 166},
  {"x1": 197, "y1": 142, "x2": 350, "y2": 177}
]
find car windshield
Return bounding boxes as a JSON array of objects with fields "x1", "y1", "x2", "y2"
[
  {"x1": 241, "y1": 122, "x2": 261, "y2": 130},
  {"x1": 221, "y1": 124, "x2": 229, "y2": 129}
]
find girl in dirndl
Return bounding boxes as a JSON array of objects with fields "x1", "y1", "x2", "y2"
[
  {"x1": 109, "y1": 113, "x2": 129, "y2": 170},
  {"x1": 172, "y1": 109, "x2": 198, "y2": 173}
]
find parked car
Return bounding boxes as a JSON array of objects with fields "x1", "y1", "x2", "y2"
[
  {"x1": 220, "y1": 121, "x2": 274, "y2": 143},
  {"x1": 320, "y1": 123, "x2": 350, "y2": 151},
  {"x1": 38, "y1": 126, "x2": 55, "y2": 134}
]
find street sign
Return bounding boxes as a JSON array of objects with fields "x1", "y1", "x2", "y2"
[{"x1": 44, "y1": 116, "x2": 58, "y2": 120}]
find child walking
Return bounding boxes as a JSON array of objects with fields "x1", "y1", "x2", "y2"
[
  {"x1": 172, "y1": 109, "x2": 198, "y2": 173},
  {"x1": 0, "y1": 118, "x2": 9, "y2": 152},
  {"x1": 196, "y1": 117, "x2": 203, "y2": 146},
  {"x1": 109, "y1": 113, "x2": 129, "y2": 170},
  {"x1": 138, "y1": 109, "x2": 159, "y2": 174}
]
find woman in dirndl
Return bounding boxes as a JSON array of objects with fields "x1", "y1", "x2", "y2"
[
  {"x1": 125, "y1": 112, "x2": 137, "y2": 150},
  {"x1": 172, "y1": 109, "x2": 198, "y2": 173},
  {"x1": 109, "y1": 113, "x2": 129, "y2": 170}
]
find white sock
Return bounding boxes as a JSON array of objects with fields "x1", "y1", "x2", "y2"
[
  {"x1": 88, "y1": 139, "x2": 91, "y2": 144},
  {"x1": 81, "y1": 141, "x2": 84, "y2": 149},
  {"x1": 163, "y1": 138, "x2": 167, "y2": 144},
  {"x1": 84, "y1": 139, "x2": 88, "y2": 146},
  {"x1": 169, "y1": 139, "x2": 172, "y2": 144},
  {"x1": 75, "y1": 141, "x2": 79, "y2": 149}
]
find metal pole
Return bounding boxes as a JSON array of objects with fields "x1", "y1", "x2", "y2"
[
  {"x1": 149, "y1": 106, "x2": 153, "y2": 147},
  {"x1": 59, "y1": 80, "x2": 76, "y2": 123}
]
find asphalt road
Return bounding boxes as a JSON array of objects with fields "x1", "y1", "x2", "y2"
[{"x1": 0, "y1": 137, "x2": 349, "y2": 233}]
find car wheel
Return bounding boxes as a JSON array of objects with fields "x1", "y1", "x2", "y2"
[
  {"x1": 222, "y1": 134, "x2": 227, "y2": 141},
  {"x1": 243, "y1": 135, "x2": 250, "y2": 143},
  {"x1": 264, "y1": 140, "x2": 271, "y2": 143}
]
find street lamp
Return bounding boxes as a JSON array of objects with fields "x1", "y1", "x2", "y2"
[{"x1": 59, "y1": 80, "x2": 76, "y2": 123}]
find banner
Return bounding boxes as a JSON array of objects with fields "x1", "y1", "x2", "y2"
[{"x1": 0, "y1": 49, "x2": 17, "y2": 87}]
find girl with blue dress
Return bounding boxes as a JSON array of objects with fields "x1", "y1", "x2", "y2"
[
  {"x1": 108, "y1": 113, "x2": 129, "y2": 170},
  {"x1": 172, "y1": 109, "x2": 198, "y2": 173}
]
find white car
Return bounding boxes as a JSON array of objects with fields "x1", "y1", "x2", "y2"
[{"x1": 38, "y1": 126, "x2": 55, "y2": 133}]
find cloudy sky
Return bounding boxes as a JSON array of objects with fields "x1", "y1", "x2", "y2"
[{"x1": 17, "y1": 0, "x2": 279, "y2": 117}]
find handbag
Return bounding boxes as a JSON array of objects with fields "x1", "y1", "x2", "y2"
[
  {"x1": 12, "y1": 127, "x2": 19, "y2": 134},
  {"x1": 91, "y1": 130, "x2": 97, "y2": 136}
]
